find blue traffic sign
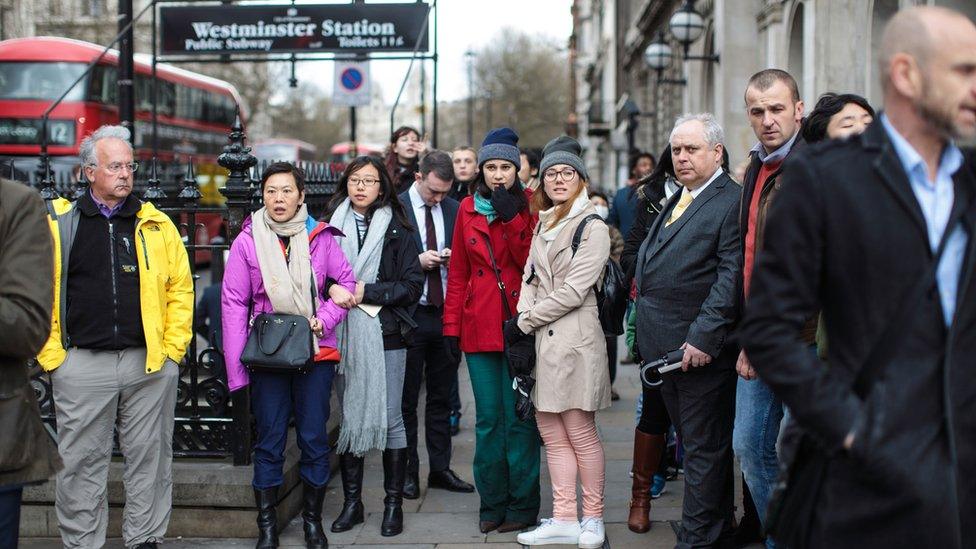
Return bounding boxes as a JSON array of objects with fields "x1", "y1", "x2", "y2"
[{"x1": 340, "y1": 68, "x2": 364, "y2": 91}]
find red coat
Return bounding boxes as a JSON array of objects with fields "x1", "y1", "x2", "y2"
[{"x1": 443, "y1": 191, "x2": 536, "y2": 353}]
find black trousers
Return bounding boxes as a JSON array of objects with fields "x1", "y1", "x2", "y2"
[
  {"x1": 402, "y1": 304, "x2": 456, "y2": 475},
  {"x1": 660, "y1": 365, "x2": 736, "y2": 549},
  {"x1": 0, "y1": 485, "x2": 22, "y2": 549}
]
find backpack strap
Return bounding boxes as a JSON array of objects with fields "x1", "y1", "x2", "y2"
[
  {"x1": 571, "y1": 214, "x2": 605, "y2": 256},
  {"x1": 45, "y1": 199, "x2": 58, "y2": 220}
]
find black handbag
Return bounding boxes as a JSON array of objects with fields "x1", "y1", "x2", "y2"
[
  {"x1": 765, "y1": 233, "x2": 950, "y2": 548},
  {"x1": 483, "y1": 233, "x2": 537, "y2": 421},
  {"x1": 241, "y1": 276, "x2": 317, "y2": 374},
  {"x1": 571, "y1": 214, "x2": 628, "y2": 336}
]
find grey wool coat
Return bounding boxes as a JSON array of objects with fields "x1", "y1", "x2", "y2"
[{"x1": 517, "y1": 201, "x2": 612, "y2": 413}]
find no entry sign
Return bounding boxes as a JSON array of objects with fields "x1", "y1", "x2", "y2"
[{"x1": 333, "y1": 61, "x2": 371, "y2": 107}]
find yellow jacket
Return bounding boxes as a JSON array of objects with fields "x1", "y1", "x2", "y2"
[{"x1": 37, "y1": 197, "x2": 194, "y2": 374}]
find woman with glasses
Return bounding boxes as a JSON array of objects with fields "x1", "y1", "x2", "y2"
[
  {"x1": 507, "y1": 136, "x2": 612, "y2": 548},
  {"x1": 222, "y1": 162, "x2": 356, "y2": 549},
  {"x1": 442, "y1": 127, "x2": 540, "y2": 534},
  {"x1": 385, "y1": 126, "x2": 426, "y2": 194},
  {"x1": 326, "y1": 156, "x2": 423, "y2": 537}
]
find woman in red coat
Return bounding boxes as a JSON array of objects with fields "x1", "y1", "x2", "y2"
[{"x1": 442, "y1": 128, "x2": 540, "y2": 533}]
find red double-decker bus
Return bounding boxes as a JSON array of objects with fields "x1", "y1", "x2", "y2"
[
  {"x1": 0, "y1": 36, "x2": 249, "y2": 262},
  {"x1": 0, "y1": 36, "x2": 244, "y2": 207}
]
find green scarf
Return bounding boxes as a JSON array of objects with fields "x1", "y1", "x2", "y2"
[{"x1": 474, "y1": 182, "x2": 524, "y2": 224}]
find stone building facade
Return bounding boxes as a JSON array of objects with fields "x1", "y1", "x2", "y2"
[{"x1": 572, "y1": 0, "x2": 976, "y2": 192}]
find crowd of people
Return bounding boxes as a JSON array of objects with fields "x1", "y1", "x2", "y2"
[{"x1": 1, "y1": 5, "x2": 975, "y2": 549}]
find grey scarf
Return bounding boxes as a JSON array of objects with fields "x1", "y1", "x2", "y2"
[{"x1": 332, "y1": 198, "x2": 392, "y2": 455}]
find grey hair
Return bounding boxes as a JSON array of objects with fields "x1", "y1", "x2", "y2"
[
  {"x1": 670, "y1": 112, "x2": 725, "y2": 148},
  {"x1": 79, "y1": 125, "x2": 132, "y2": 167}
]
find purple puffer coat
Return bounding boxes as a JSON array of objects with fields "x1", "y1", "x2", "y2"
[{"x1": 221, "y1": 216, "x2": 356, "y2": 391}]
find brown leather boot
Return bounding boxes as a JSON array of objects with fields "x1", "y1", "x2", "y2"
[{"x1": 628, "y1": 430, "x2": 666, "y2": 533}]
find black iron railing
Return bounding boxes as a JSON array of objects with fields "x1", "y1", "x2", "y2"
[{"x1": 15, "y1": 119, "x2": 341, "y2": 464}]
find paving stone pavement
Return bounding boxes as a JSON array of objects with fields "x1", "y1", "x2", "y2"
[{"x1": 22, "y1": 345, "x2": 762, "y2": 549}]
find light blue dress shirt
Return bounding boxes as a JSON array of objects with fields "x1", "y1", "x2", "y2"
[
  {"x1": 880, "y1": 114, "x2": 967, "y2": 326},
  {"x1": 750, "y1": 128, "x2": 800, "y2": 165}
]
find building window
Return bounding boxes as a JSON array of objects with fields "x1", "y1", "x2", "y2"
[
  {"x1": 868, "y1": 0, "x2": 898, "y2": 106},
  {"x1": 83, "y1": 0, "x2": 106, "y2": 17},
  {"x1": 787, "y1": 3, "x2": 805, "y2": 99}
]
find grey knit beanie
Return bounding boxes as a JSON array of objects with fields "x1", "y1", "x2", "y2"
[{"x1": 538, "y1": 135, "x2": 588, "y2": 181}]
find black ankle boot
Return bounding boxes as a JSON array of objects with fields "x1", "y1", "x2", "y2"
[
  {"x1": 254, "y1": 486, "x2": 279, "y2": 549},
  {"x1": 302, "y1": 481, "x2": 328, "y2": 549},
  {"x1": 734, "y1": 475, "x2": 763, "y2": 547},
  {"x1": 381, "y1": 447, "x2": 407, "y2": 537},
  {"x1": 331, "y1": 453, "x2": 365, "y2": 533}
]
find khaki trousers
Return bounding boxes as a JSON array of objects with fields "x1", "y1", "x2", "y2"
[{"x1": 52, "y1": 348, "x2": 178, "y2": 549}]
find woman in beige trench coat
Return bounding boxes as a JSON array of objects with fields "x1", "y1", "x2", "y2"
[{"x1": 507, "y1": 136, "x2": 612, "y2": 549}]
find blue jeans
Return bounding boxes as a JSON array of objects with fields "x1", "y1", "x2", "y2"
[
  {"x1": 0, "y1": 485, "x2": 22, "y2": 549},
  {"x1": 732, "y1": 377, "x2": 783, "y2": 549},
  {"x1": 251, "y1": 362, "x2": 336, "y2": 489}
]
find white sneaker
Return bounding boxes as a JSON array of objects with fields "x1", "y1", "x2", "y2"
[
  {"x1": 578, "y1": 517, "x2": 605, "y2": 549},
  {"x1": 516, "y1": 518, "x2": 581, "y2": 545}
]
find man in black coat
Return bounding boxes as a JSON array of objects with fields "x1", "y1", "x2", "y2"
[
  {"x1": 740, "y1": 6, "x2": 976, "y2": 548},
  {"x1": 635, "y1": 113, "x2": 741, "y2": 548},
  {"x1": 397, "y1": 150, "x2": 474, "y2": 499}
]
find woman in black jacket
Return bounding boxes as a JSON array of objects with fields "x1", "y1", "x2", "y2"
[
  {"x1": 385, "y1": 126, "x2": 425, "y2": 194},
  {"x1": 326, "y1": 155, "x2": 424, "y2": 538}
]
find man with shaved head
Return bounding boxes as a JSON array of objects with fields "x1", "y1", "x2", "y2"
[{"x1": 740, "y1": 6, "x2": 976, "y2": 548}]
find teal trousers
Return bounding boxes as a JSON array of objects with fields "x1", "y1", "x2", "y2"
[{"x1": 466, "y1": 352, "x2": 541, "y2": 524}]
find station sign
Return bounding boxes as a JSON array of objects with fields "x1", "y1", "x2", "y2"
[{"x1": 160, "y1": 3, "x2": 430, "y2": 55}]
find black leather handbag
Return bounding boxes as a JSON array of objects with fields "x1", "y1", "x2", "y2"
[{"x1": 241, "y1": 278, "x2": 317, "y2": 374}]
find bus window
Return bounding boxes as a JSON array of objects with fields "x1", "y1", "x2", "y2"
[
  {"x1": 159, "y1": 81, "x2": 175, "y2": 117},
  {"x1": 88, "y1": 65, "x2": 118, "y2": 105},
  {"x1": 135, "y1": 75, "x2": 152, "y2": 112},
  {"x1": 0, "y1": 62, "x2": 87, "y2": 101},
  {"x1": 177, "y1": 84, "x2": 203, "y2": 121}
]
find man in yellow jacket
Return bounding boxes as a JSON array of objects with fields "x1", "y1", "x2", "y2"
[{"x1": 37, "y1": 125, "x2": 193, "y2": 549}]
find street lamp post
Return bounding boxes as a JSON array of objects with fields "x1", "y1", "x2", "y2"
[
  {"x1": 465, "y1": 49, "x2": 475, "y2": 145},
  {"x1": 643, "y1": 0, "x2": 720, "y2": 84}
]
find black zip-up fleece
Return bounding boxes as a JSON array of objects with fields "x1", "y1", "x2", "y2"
[{"x1": 66, "y1": 192, "x2": 145, "y2": 350}]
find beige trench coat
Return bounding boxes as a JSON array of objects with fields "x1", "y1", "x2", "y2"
[{"x1": 516, "y1": 202, "x2": 612, "y2": 413}]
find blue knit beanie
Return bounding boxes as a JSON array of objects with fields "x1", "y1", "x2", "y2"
[{"x1": 478, "y1": 127, "x2": 521, "y2": 171}]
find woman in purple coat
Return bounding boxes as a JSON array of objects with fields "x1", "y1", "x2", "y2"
[{"x1": 222, "y1": 162, "x2": 356, "y2": 549}]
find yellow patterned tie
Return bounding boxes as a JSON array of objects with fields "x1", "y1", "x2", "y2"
[{"x1": 666, "y1": 188, "x2": 694, "y2": 226}]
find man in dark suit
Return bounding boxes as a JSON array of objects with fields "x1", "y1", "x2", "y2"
[
  {"x1": 398, "y1": 150, "x2": 475, "y2": 498},
  {"x1": 635, "y1": 113, "x2": 741, "y2": 548},
  {"x1": 741, "y1": 7, "x2": 976, "y2": 548}
]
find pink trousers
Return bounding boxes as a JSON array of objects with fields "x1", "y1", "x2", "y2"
[{"x1": 535, "y1": 409, "x2": 606, "y2": 520}]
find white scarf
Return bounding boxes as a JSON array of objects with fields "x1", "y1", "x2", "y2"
[{"x1": 539, "y1": 188, "x2": 591, "y2": 245}]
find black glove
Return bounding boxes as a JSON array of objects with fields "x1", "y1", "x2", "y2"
[
  {"x1": 505, "y1": 337, "x2": 536, "y2": 378},
  {"x1": 503, "y1": 315, "x2": 529, "y2": 346},
  {"x1": 513, "y1": 375, "x2": 536, "y2": 422},
  {"x1": 490, "y1": 186, "x2": 521, "y2": 222},
  {"x1": 445, "y1": 336, "x2": 461, "y2": 365}
]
